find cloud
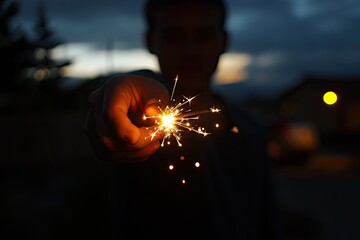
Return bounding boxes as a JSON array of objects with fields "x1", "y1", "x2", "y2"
[
  {"x1": 14, "y1": 0, "x2": 360, "y2": 99},
  {"x1": 222, "y1": 0, "x2": 360, "y2": 96},
  {"x1": 18, "y1": 0, "x2": 144, "y2": 21},
  {"x1": 53, "y1": 43, "x2": 158, "y2": 78},
  {"x1": 16, "y1": 0, "x2": 146, "y2": 48},
  {"x1": 227, "y1": 0, "x2": 360, "y2": 53},
  {"x1": 214, "y1": 53, "x2": 252, "y2": 84}
]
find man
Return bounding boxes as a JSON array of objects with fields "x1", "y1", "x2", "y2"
[{"x1": 85, "y1": 0, "x2": 278, "y2": 239}]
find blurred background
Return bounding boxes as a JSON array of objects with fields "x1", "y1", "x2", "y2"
[{"x1": 1, "y1": 0, "x2": 359, "y2": 239}]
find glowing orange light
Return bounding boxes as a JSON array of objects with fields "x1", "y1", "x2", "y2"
[
  {"x1": 231, "y1": 126, "x2": 239, "y2": 134},
  {"x1": 215, "y1": 123, "x2": 219, "y2": 128},
  {"x1": 161, "y1": 114, "x2": 176, "y2": 129},
  {"x1": 211, "y1": 107, "x2": 221, "y2": 113},
  {"x1": 180, "y1": 156, "x2": 185, "y2": 161}
]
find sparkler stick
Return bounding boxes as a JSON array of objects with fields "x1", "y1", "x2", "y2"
[{"x1": 170, "y1": 74, "x2": 178, "y2": 101}]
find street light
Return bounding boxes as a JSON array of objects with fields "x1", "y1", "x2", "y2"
[{"x1": 323, "y1": 91, "x2": 338, "y2": 105}]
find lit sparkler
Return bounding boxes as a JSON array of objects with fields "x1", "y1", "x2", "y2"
[{"x1": 144, "y1": 75, "x2": 221, "y2": 147}]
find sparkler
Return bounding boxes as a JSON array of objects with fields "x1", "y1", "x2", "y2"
[
  {"x1": 143, "y1": 75, "x2": 221, "y2": 185},
  {"x1": 144, "y1": 75, "x2": 221, "y2": 147}
]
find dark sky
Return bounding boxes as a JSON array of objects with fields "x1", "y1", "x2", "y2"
[{"x1": 14, "y1": 0, "x2": 360, "y2": 98}]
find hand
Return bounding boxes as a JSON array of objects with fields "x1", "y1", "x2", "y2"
[{"x1": 84, "y1": 74, "x2": 169, "y2": 163}]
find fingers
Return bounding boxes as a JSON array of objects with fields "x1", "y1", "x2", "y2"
[
  {"x1": 103, "y1": 82, "x2": 141, "y2": 144},
  {"x1": 102, "y1": 75, "x2": 169, "y2": 143},
  {"x1": 85, "y1": 109, "x2": 163, "y2": 163}
]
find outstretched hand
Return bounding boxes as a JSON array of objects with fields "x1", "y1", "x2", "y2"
[{"x1": 84, "y1": 74, "x2": 169, "y2": 163}]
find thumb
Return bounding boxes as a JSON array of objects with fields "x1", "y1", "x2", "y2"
[
  {"x1": 143, "y1": 84, "x2": 169, "y2": 118},
  {"x1": 143, "y1": 99, "x2": 165, "y2": 126},
  {"x1": 144, "y1": 100, "x2": 162, "y2": 117}
]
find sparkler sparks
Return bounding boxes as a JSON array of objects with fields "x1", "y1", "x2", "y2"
[
  {"x1": 144, "y1": 75, "x2": 221, "y2": 147},
  {"x1": 231, "y1": 126, "x2": 239, "y2": 134}
]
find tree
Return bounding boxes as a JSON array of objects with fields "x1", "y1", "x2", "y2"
[
  {"x1": 0, "y1": 0, "x2": 33, "y2": 90},
  {"x1": 28, "y1": 2, "x2": 71, "y2": 84},
  {"x1": 0, "y1": 0, "x2": 72, "y2": 112}
]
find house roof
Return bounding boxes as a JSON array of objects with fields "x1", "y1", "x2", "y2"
[{"x1": 277, "y1": 75, "x2": 360, "y2": 102}]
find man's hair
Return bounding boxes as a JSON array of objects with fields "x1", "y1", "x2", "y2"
[{"x1": 144, "y1": 0, "x2": 227, "y2": 30}]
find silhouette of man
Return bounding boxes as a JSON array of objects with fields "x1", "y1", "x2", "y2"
[{"x1": 85, "y1": 0, "x2": 278, "y2": 239}]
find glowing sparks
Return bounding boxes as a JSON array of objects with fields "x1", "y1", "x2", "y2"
[
  {"x1": 210, "y1": 107, "x2": 221, "y2": 113},
  {"x1": 144, "y1": 75, "x2": 221, "y2": 147},
  {"x1": 231, "y1": 126, "x2": 239, "y2": 134},
  {"x1": 143, "y1": 76, "x2": 222, "y2": 185}
]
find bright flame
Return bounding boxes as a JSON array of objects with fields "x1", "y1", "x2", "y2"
[{"x1": 161, "y1": 114, "x2": 176, "y2": 129}]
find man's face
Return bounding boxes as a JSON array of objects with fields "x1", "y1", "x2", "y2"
[{"x1": 146, "y1": 2, "x2": 227, "y2": 94}]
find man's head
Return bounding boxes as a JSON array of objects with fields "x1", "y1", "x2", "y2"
[
  {"x1": 145, "y1": 0, "x2": 227, "y2": 31},
  {"x1": 144, "y1": 0, "x2": 228, "y2": 94}
]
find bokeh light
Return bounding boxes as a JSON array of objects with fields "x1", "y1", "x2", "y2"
[{"x1": 323, "y1": 91, "x2": 338, "y2": 105}]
